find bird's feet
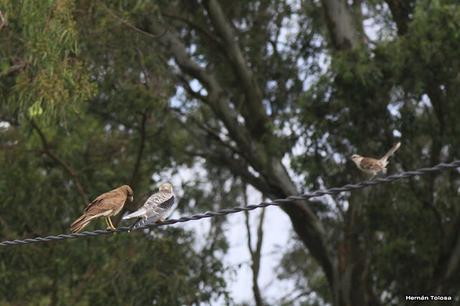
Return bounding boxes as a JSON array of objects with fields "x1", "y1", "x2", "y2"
[
  {"x1": 155, "y1": 218, "x2": 166, "y2": 224},
  {"x1": 105, "y1": 217, "x2": 116, "y2": 231}
]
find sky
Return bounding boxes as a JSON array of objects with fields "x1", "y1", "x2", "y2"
[
  {"x1": 176, "y1": 181, "x2": 295, "y2": 305},
  {"x1": 154, "y1": 159, "x2": 295, "y2": 304},
  {"x1": 224, "y1": 203, "x2": 295, "y2": 303}
]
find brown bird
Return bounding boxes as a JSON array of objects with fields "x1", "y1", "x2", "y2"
[
  {"x1": 70, "y1": 185, "x2": 134, "y2": 233},
  {"x1": 351, "y1": 142, "x2": 401, "y2": 178}
]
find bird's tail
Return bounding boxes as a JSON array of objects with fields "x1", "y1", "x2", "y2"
[
  {"x1": 70, "y1": 214, "x2": 93, "y2": 233},
  {"x1": 128, "y1": 218, "x2": 144, "y2": 232},
  {"x1": 380, "y1": 142, "x2": 401, "y2": 165},
  {"x1": 122, "y1": 208, "x2": 146, "y2": 220}
]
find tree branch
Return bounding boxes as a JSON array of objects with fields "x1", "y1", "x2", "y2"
[
  {"x1": 29, "y1": 119, "x2": 88, "y2": 204},
  {"x1": 203, "y1": 0, "x2": 269, "y2": 138},
  {"x1": 161, "y1": 12, "x2": 223, "y2": 48},
  {"x1": 174, "y1": 114, "x2": 272, "y2": 196},
  {"x1": 129, "y1": 112, "x2": 148, "y2": 189},
  {"x1": 171, "y1": 107, "x2": 232, "y2": 151},
  {"x1": 439, "y1": 232, "x2": 460, "y2": 288},
  {"x1": 153, "y1": 24, "x2": 257, "y2": 159},
  {"x1": 0, "y1": 10, "x2": 6, "y2": 30},
  {"x1": 321, "y1": 0, "x2": 363, "y2": 50},
  {"x1": 385, "y1": 0, "x2": 415, "y2": 36},
  {"x1": 0, "y1": 58, "x2": 27, "y2": 78},
  {"x1": 99, "y1": 3, "x2": 167, "y2": 40},
  {"x1": 243, "y1": 182, "x2": 266, "y2": 306}
]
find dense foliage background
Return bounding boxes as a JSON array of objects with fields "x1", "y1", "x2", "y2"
[{"x1": 1, "y1": 0, "x2": 459, "y2": 305}]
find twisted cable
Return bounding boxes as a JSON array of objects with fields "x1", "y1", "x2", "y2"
[{"x1": 1, "y1": 160, "x2": 459, "y2": 247}]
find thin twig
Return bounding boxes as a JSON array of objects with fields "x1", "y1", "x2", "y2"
[
  {"x1": 0, "y1": 10, "x2": 6, "y2": 30},
  {"x1": 99, "y1": 3, "x2": 167, "y2": 39},
  {"x1": 29, "y1": 119, "x2": 89, "y2": 204}
]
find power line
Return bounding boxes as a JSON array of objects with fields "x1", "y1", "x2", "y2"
[{"x1": 1, "y1": 160, "x2": 459, "y2": 247}]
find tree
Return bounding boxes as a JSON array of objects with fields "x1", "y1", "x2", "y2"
[
  {"x1": 0, "y1": 1, "x2": 229, "y2": 305},
  {"x1": 1, "y1": 0, "x2": 460, "y2": 305}
]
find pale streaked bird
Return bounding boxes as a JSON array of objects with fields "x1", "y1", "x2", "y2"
[
  {"x1": 351, "y1": 142, "x2": 401, "y2": 178},
  {"x1": 122, "y1": 182, "x2": 175, "y2": 231},
  {"x1": 70, "y1": 185, "x2": 134, "y2": 233}
]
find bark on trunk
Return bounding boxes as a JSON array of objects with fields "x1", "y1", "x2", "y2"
[{"x1": 321, "y1": 0, "x2": 362, "y2": 50}]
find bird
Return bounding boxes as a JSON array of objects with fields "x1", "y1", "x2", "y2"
[
  {"x1": 351, "y1": 142, "x2": 401, "y2": 178},
  {"x1": 70, "y1": 185, "x2": 134, "y2": 233},
  {"x1": 122, "y1": 182, "x2": 175, "y2": 231}
]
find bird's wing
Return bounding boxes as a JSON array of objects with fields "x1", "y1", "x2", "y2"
[
  {"x1": 360, "y1": 158, "x2": 383, "y2": 171},
  {"x1": 143, "y1": 192, "x2": 175, "y2": 216},
  {"x1": 124, "y1": 192, "x2": 174, "y2": 221},
  {"x1": 143, "y1": 192, "x2": 173, "y2": 208},
  {"x1": 83, "y1": 189, "x2": 126, "y2": 217},
  {"x1": 127, "y1": 193, "x2": 175, "y2": 230}
]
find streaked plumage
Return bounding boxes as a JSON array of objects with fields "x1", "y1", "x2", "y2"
[
  {"x1": 351, "y1": 142, "x2": 401, "y2": 178},
  {"x1": 122, "y1": 182, "x2": 175, "y2": 231},
  {"x1": 70, "y1": 185, "x2": 134, "y2": 233}
]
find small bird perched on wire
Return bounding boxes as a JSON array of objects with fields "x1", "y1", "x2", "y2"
[
  {"x1": 351, "y1": 142, "x2": 401, "y2": 178},
  {"x1": 70, "y1": 185, "x2": 134, "y2": 233},
  {"x1": 122, "y1": 182, "x2": 175, "y2": 231}
]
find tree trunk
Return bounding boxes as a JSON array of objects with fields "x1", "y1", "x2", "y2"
[{"x1": 321, "y1": 0, "x2": 363, "y2": 50}]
